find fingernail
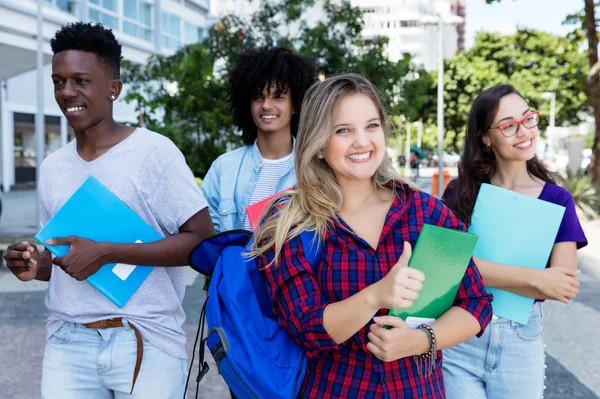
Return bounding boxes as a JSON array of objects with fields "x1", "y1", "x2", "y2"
[
  {"x1": 373, "y1": 316, "x2": 381, "y2": 322},
  {"x1": 45, "y1": 239, "x2": 54, "y2": 244},
  {"x1": 28, "y1": 258, "x2": 35, "y2": 264}
]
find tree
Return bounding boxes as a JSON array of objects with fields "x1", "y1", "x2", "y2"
[
  {"x1": 439, "y1": 29, "x2": 589, "y2": 153},
  {"x1": 487, "y1": 0, "x2": 600, "y2": 181},
  {"x1": 122, "y1": 0, "x2": 433, "y2": 176}
]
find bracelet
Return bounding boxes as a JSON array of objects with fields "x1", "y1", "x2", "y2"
[{"x1": 414, "y1": 323, "x2": 437, "y2": 378}]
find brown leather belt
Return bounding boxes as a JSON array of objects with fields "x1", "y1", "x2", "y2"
[{"x1": 84, "y1": 317, "x2": 143, "y2": 394}]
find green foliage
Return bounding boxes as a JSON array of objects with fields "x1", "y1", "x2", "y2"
[
  {"x1": 559, "y1": 169, "x2": 600, "y2": 220},
  {"x1": 439, "y1": 28, "x2": 590, "y2": 153},
  {"x1": 121, "y1": 0, "x2": 432, "y2": 177}
]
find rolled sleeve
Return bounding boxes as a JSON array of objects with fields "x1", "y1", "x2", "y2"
[
  {"x1": 453, "y1": 258, "x2": 493, "y2": 336},
  {"x1": 258, "y1": 234, "x2": 342, "y2": 357}
]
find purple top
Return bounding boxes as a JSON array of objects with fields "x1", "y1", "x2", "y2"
[
  {"x1": 537, "y1": 182, "x2": 588, "y2": 249},
  {"x1": 444, "y1": 180, "x2": 588, "y2": 302}
]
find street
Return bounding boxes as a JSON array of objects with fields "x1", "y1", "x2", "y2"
[{"x1": 0, "y1": 175, "x2": 598, "y2": 398}]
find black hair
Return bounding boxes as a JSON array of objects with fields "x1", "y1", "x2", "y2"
[
  {"x1": 50, "y1": 22, "x2": 122, "y2": 79},
  {"x1": 228, "y1": 47, "x2": 317, "y2": 145},
  {"x1": 444, "y1": 84, "x2": 555, "y2": 225}
]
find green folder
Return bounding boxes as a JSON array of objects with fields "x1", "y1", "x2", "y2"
[{"x1": 388, "y1": 224, "x2": 479, "y2": 322}]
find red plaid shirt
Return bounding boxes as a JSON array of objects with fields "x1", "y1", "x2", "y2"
[{"x1": 259, "y1": 185, "x2": 493, "y2": 398}]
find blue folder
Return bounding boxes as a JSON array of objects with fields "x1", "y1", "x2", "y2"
[
  {"x1": 35, "y1": 176, "x2": 162, "y2": 308},
  {"x1": 468, "y1": 183, "x2": 565, "y2": 324}
]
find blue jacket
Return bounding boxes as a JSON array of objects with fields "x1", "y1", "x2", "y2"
[{"x1": 201, "y1": 141, "x2": 296, "y2": 233}]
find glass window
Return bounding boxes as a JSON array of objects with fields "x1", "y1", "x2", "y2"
[
  {"x1": 89, "y1": 0, "x2": 119, "y2": 30},
  {"x1": 44, "y1": 0, "x2": 78, "y2": 15},
  {"x1": 122, "y1": 0, "x2": 153, "y2": 42},
  {"x1": 162, "y1": 13, "x2": 181, "y2": 50},
  {"x1": 184, "y1": 22, "x2": 203, "y2": 44}
]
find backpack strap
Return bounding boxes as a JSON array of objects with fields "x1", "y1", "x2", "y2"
[{"x1": 299, "y1": 230, "x2": 321, "y2": 273}]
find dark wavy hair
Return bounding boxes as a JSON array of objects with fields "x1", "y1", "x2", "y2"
[
  {"x1": 228, "y1": 47, "x2": 317, "y2": 145},
  {"x1": 50, "y1": 22, "x2": 122, "y2": 79},
  {"x1": 444, "y1": 84, "x2": 555, "y2": 225}
]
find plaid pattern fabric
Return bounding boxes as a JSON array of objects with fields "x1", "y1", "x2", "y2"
[{"x1": 259, "y1": 184, "x2": 493, "y2": 398}]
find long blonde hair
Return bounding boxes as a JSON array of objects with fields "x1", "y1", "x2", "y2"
[{"x1": 252, "y1": 73, "x2": 401, "y2": 266}]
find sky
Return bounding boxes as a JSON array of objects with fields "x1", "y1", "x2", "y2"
[{"x1": 465, "y1": 0, "x2": 584, "y2": 48}]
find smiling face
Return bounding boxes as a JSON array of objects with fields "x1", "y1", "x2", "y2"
[
  {"x1": 321, "y1": 93, "x2": 386, "y2": 185},
  {"x1": 250, "y1": 82, "x2": 293, "y2": 138},
  {"x1": 51, "y1": 50, "x2": 119, "y2": 132},
  {"x1": 482, "y1": 93, "x2": 539, "y2": 162}
]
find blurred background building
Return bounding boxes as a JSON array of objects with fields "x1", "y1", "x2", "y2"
[{"x1": 0, "y1": 0, "x2": 212, "y2": 192}]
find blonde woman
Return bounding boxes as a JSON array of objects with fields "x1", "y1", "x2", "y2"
[{"x1": 252, "y1": 74, "x2": 493, "y2": 398}]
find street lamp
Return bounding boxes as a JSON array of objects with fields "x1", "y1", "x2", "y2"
[
  {"x1": 420, "y1": 14, "x2": 464, "y2": 197},
  {"x1": 541, "y1": 91, "x2": 556, "y2": 156},
  {"x1": 404, "y1": 122, "x2": 412, "y2": 178},
  {"x1": 413, "y1": 121, "x2": 423, "y2": 148}
]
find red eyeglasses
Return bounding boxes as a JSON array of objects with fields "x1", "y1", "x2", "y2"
[{"x1": 489, "y1": 111, "x2": 540, "y2": 137}]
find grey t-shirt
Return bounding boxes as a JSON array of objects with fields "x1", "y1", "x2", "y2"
[{"x1": 39, "y1": 128, "x2": 207, "y2": 359}]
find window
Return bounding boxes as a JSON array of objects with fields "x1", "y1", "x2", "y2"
[
  {"x1": 88, "y1": 0, "x2": 154, "y2": 43},
  {"x1": 123, "y1": 0, "x2": 153, "y2": 42},
  {"x1": 162, "y1": 12, "x2": 181, "y2": 50},
  {"x1": 88, "y1": 0, "x2": 118, "y2": 30},
  {"x1": 44, "y1": 0, "x2": 78, "y2": 15},
  {"x1": 184, "y1": 0, "x2": 208, "y2": 14},
  {"x1": 184, "y1": 22, "x2": 204, "y2": 45}
]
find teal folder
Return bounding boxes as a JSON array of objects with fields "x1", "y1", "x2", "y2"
[
  {"x1": 468, "y1": 183, "x2": 565, "y2": 324},
  {"x1": 389, "y1": 224, "x2": 479, "y2": 322},
  {"x1": 35, "y1": 176, "x2": 162, "y2": 308}
]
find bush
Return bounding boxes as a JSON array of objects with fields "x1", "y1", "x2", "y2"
[{"x1": 558, "y1": 169, "x2": 600, "y2": 220}]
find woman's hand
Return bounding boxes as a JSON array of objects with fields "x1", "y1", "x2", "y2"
[
  {"x1": 366, "y1": 316, "x2": 430, "y2": 362},
  {"x1": 368, "y1": 242, "x2": 425, "y2": 310},
  {"x1": 533, "y1": 267, "x2": 580, "y2": 304}
]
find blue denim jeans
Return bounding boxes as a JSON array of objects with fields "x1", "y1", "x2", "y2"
[
  {"x1": 41, "y1": 321, "x2": 187, "y2": 399},
  {"x1": 443, "y1": 303, "x2": 545, "y2": 399}
]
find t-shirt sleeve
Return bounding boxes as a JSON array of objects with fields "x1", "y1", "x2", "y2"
[
  {"x1": 38, "y1": 160, "x2": 52, "y2": 228},
  {"x1": 555, "y1": 191, "x2": 588, "y2": 249},
  {"x1": 149, "y1": 151, "x2": 208, "y2": 235}
]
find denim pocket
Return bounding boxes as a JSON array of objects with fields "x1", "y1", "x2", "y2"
[
  {"x1": 48, "y1": 324, "x2": 70, "y2": 345},
  {"x1": 514, "y1": 310, "x2": 543, "y2": 341}
]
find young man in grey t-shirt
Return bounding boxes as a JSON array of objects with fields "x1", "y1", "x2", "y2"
[{"x1": 3, "y1": 23, "x2": 214, "y2": 398}]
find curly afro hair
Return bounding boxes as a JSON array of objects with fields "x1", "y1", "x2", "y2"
[
  {"x1": 50, "y1": 22, "x2": 122, "y2": 79},
  {"x1": 228, "y1": 47, "x2": 317, "y2": 145}
]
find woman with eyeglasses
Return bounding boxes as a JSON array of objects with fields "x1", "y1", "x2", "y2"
[{"x1": 441, "y1": 84, "x2": 587, "y2": 399}]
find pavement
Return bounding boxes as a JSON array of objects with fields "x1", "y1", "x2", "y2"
[{"x1": 0, "y1": 169, "x2": 599, "y2": 398}]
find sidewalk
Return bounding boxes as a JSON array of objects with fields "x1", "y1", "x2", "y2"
[{"x1": 579, "y1": 219, "x2": 600, "y2": 279}]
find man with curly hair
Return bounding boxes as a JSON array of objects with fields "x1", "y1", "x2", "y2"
[
  {"x1": 201, "y1": 47, "x2": 317, "y2": 232},
  {"x1": 3, "y1": 22, "x2": 215, "y2": 398}
]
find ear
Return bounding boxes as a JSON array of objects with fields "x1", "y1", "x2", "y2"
[
  {"x1": 109, "y1": 79, "x2": 123, "y2": 101},
  {"x1": 481, "y1": 133, "x2": 491, "y2": 147}
]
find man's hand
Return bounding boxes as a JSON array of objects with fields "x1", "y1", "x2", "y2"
[
  {"x1": 366, "y1": 316, "x2": 429, "y2": 362},
  {"x1": 4, "y1": 241, "x2": 40, "y2": 281},
  {"x1": 47, "y1": 236, "x2": 110, "y2": 281}
]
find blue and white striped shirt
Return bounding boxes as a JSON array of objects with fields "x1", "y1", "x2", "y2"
[{"x1": 242, "y1": 153, "x2": 293, "y2": 230}]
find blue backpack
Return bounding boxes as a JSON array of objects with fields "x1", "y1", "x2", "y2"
[{"x1": 185, "y1": 229, "x2": 320, "y2": 398}]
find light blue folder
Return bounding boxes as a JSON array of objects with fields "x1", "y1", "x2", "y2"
[
  {"x1": 35, "y1": 176, "x2": 162, "y2": 308},
  {"x1": 468, "y1": 183, "x2": 565, "y2": 324}
]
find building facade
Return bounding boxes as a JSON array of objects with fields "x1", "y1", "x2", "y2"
[
  {"x1": 211, "y1": 0, "x2": 461, "y2": 71},
  {"x1": 450, "y1": 0, "x2": 466, "y2": 51},
  {"x1": 355, "y1": 0, "x2": 460, "y2": 70},
  {"x1": 0, "y1": 0, "x2": 212, "y2": 192}
]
